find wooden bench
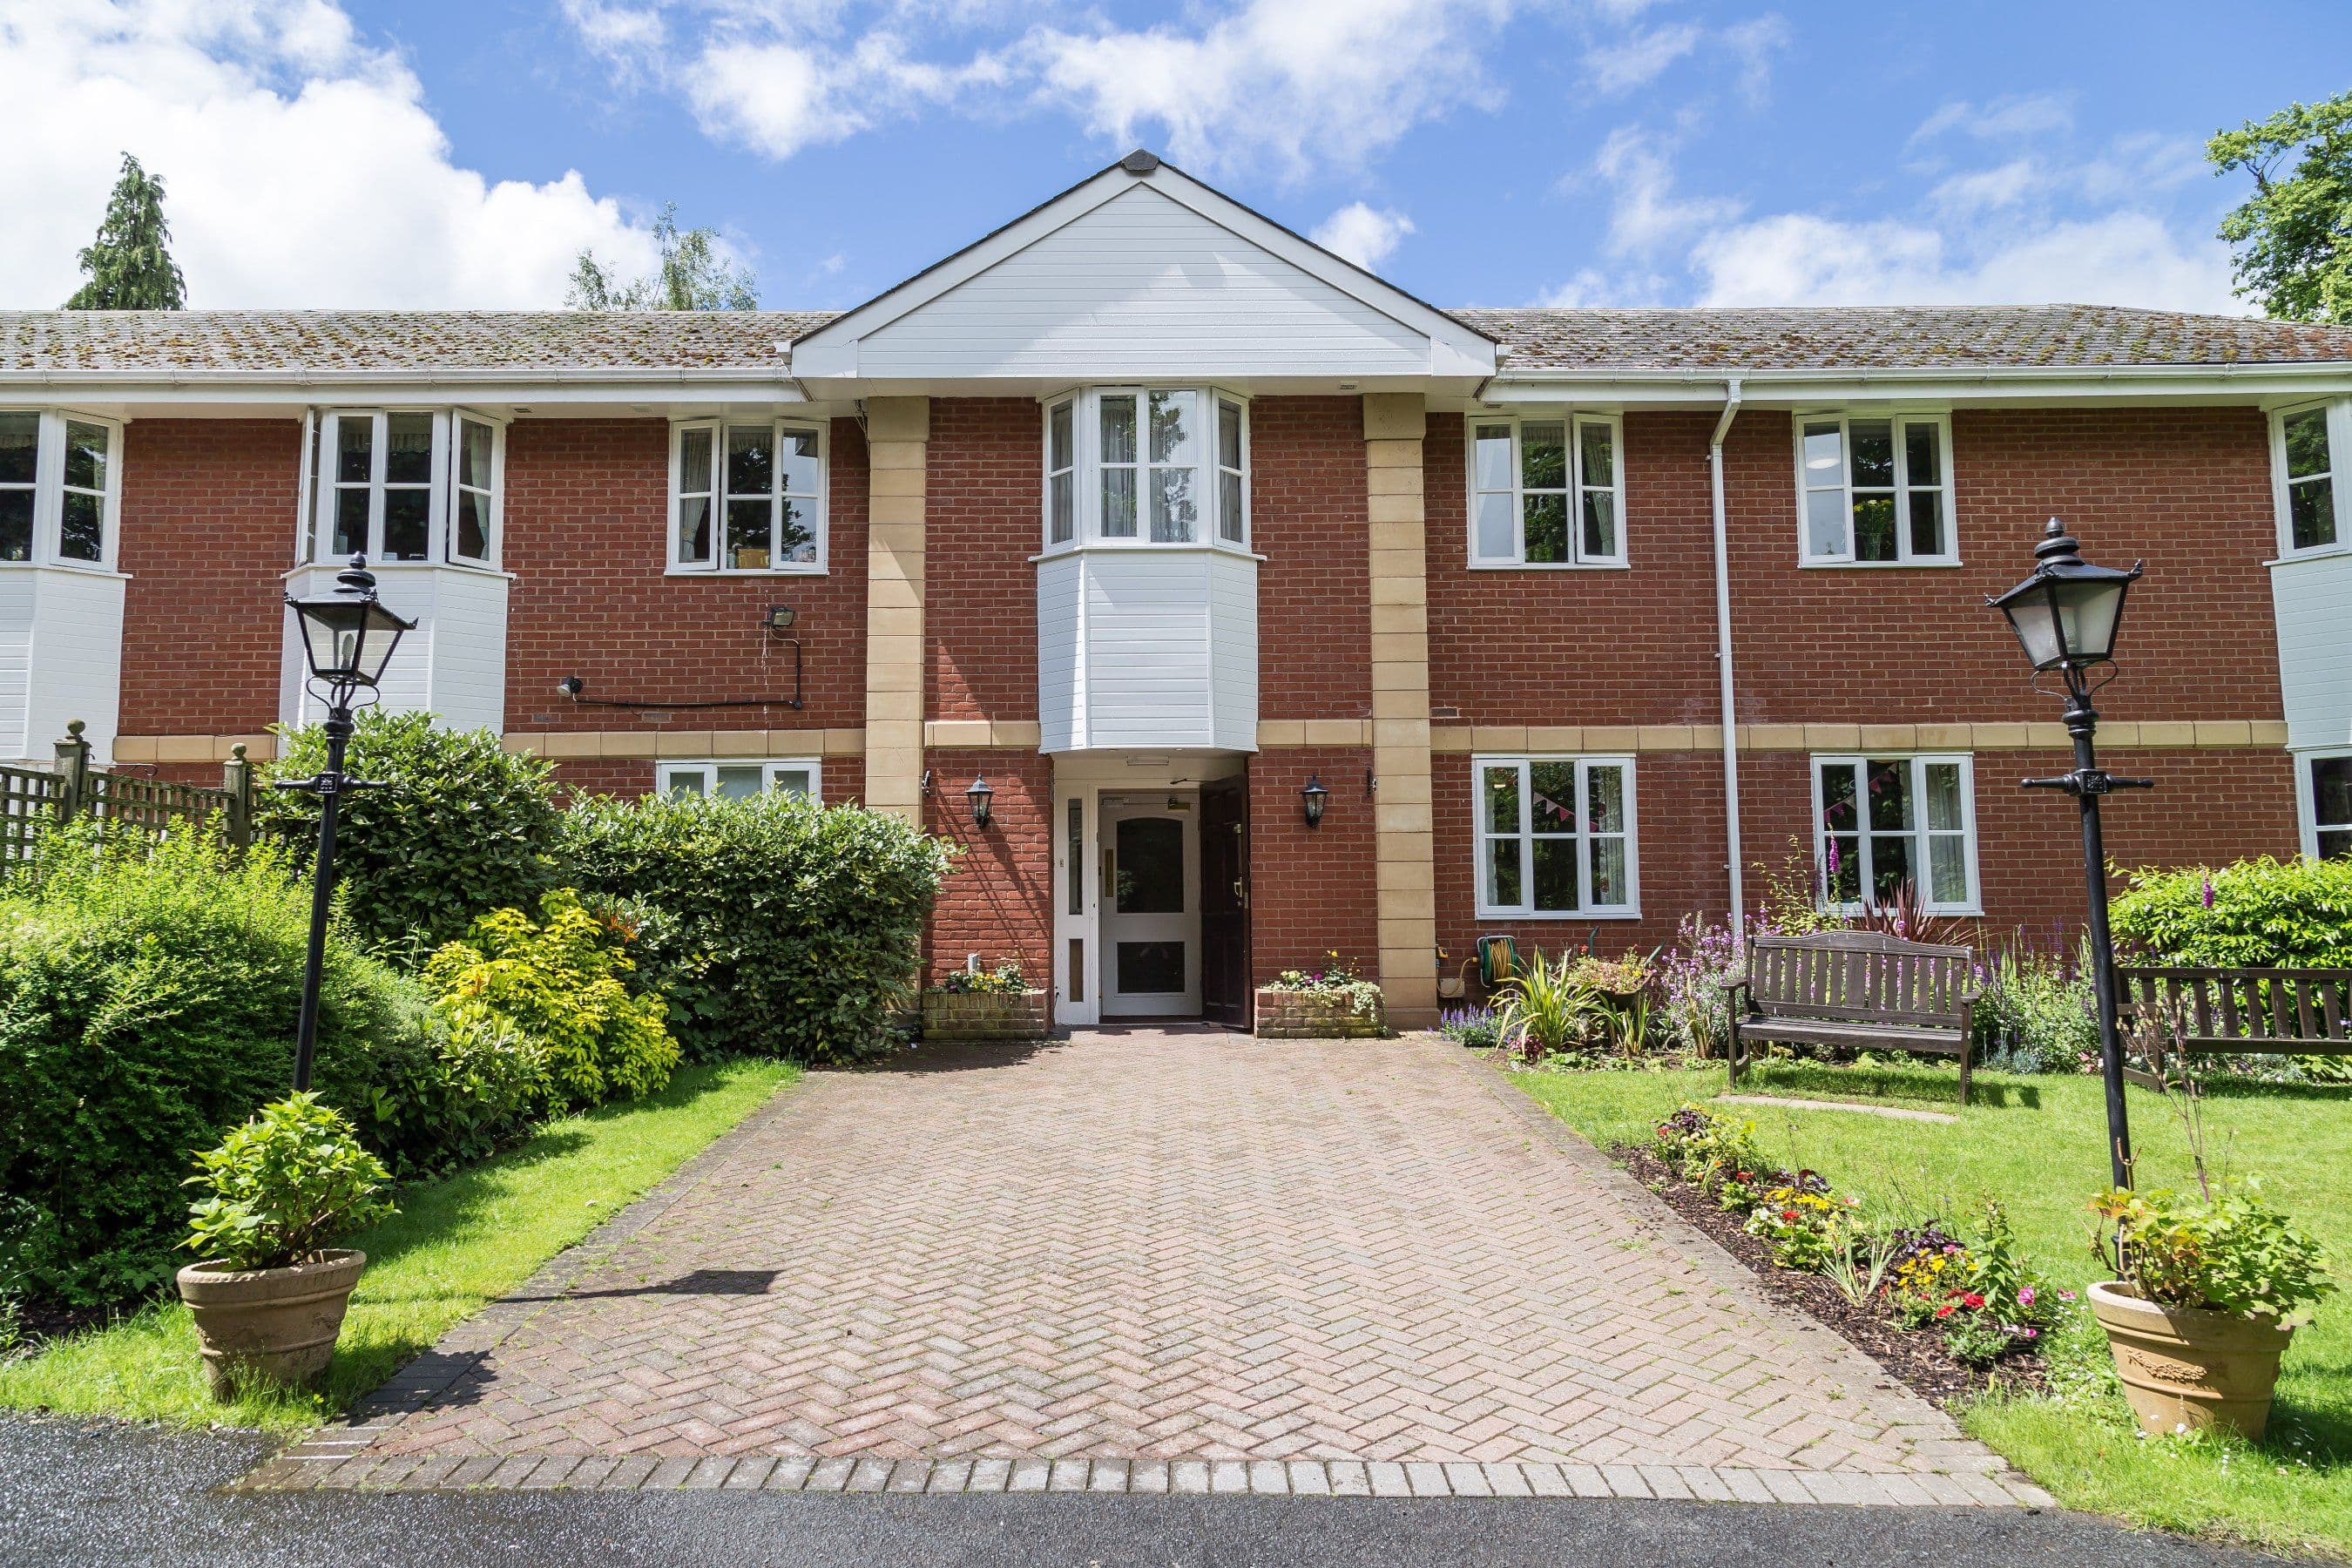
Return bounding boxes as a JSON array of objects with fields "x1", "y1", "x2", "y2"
[
  {"x1": 1729, "y1": 930, "x2": 1982, "y2": 1104},
  {"x1": 2118, "y1": 967, "x2": 2352, "y2": 1085}
]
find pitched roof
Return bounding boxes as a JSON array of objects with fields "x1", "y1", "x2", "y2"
[
  {"x1": 0, "y1": 309, "x2": 834, "y2": 373},
  {"x1": 2, "y1": 302, "x2": 2349, "y2": 376},
  {"x1": 1452, "y1": 304, "x2": 2352, "y2": 371}
]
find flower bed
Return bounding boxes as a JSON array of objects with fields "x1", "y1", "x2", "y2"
[
  {"x1": 1257, "y1": 954, "x2": 1385, "y2": 1039},
  {"x1": 921, "y1": 960, "x2": 1048, "y2": 1041},
  {"x1": 1634, "y1": 1102, "x2": 2071, "y2": 1403}
]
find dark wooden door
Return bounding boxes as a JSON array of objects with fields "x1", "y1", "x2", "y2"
[{"x1": 1199, "y1": 778, "x2": 1251, "y2": 1029}]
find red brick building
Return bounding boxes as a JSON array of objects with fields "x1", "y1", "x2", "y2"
[{"x1": 6, "y1": 153, "x2": 2352, "y2": 1030}]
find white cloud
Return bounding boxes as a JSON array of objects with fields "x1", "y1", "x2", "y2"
[
  {"x1": 1689, "y1": 210, "x2": 2236, "y2": 313},
  {"x1": 1024, "y1": 0, "x2": 1516, "y2": 182},
  {"x1": 1591, "y1": 127, "x2": 1742, "y2": 256},
  {"x1": 1310, "y1": 201, "x2": 1415, "y2": 271},
  {"x1": 1583, "y1": 23, "x2": 1700, "y2": 94},
  {"x1": 1913, "y1": 91, "x2": 2074, "y2": 144},
  {"x1": 1, "y1": 0, "x2": 671, "y2": 308}
]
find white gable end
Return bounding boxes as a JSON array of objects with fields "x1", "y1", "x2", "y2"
[{"x1": 855, "y1": 188, "x2": 1425, "y2": 380}]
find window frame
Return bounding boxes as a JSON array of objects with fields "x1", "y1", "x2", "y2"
[
  {"x1": 1470, "y1": 754, "x2": 1641, "y2": 920},
  {"x1": 2297, "y1": 749, "x2": 2352, "y2": 862},
  {"x1": 666, "y1": 416, "x2": 829, "y2": 576},
  {"x1": 2268, "y1": 398, "x2": 2349, "y2": 560},
  {"x1": 0, "y1": 408, "x2": 125, "y2": 572},
  {"x1": 1037, "y1": 386, "x2": 1253, "y2": 555},
  {"x1": 1792, "y1": 410, "x2": 1959, "y2": 567},
  {"x1": 1809, "y1": 753, "x2": 1982, "y2": 916},
  {"x1": 302, "y1": 408, "x2": 508, "y2": 570},
  {"x1": 1463, "y1": 412, "x2": 1626, "y2": 569},
  {"x1": 655, "y1": 758, "x2": 822, "y2": 801}
]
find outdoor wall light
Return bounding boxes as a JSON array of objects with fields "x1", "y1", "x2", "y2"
[
  {"x1": 762, "y1": 605, "x2": 797, "y2": 634},
  {"x1": 1989, "y1": 518, "x2": 2153, "y2": 1196},
  {"x1": 1301, "y1": 774, "x2": 1329, "y2": 828},
  {"x1": 966, "y1": 775, "x2": 994, "y2": 828}
]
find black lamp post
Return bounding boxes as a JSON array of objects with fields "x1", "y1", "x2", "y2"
[
  {"x1": 965, "y1": 775, "x2": 994, "y2": 828},
  {"x1": 1300, "y1": 774, "x2": 1329, "y2": 828},
  {"x1": 282, "y1": 556, "x2": 413, "y2": 1092},
  {"x1": 1989, "y1": 519, "x2": 2149, "y2": 1191}
]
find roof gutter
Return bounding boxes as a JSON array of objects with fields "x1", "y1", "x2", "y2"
[{"x1": 1709, "y1": 377, "x2": 1745, "y2": 930}]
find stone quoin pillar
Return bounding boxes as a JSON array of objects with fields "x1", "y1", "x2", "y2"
[
  {"x1": 1362, "y1": 393, "x2": 1439, "y2": 1029},
  {"x1": 862, "y1": 396, "x2": 929, "y2": 821}
]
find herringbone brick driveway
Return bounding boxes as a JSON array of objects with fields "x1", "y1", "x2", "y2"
[{"x1": 278, "y1": 1030, "x2": 2045, "y2": 1503}]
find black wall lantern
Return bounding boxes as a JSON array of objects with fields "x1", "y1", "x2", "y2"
[
  {"x1": 1988, "y1": 519, "x2": 2152, "y2": 1193},
  {"x1": 1301, "y1": 774, "x2": 1329, "y2": 828},
  {"x1": 281, "y1": 555, "x2": 414, "y2": 1092},
  {"x1": 965, "y1": 775, "x2": 994, "y2": 828}
]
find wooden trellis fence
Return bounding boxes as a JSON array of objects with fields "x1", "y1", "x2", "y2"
[{"x1": 0, "y1": 721, "x2": 258, "y2": 868}]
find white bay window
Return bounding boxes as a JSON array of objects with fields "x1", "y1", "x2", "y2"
[
  {"x1": 670, "y1": 419, "x2": 825, "y2": 572},
  {"x1": 302, "y1": 409, "x2": 504, "y2": 568},
  {"x1": 1467, "y1": 414, "x2": 1623, "y2": 567},
  {"x1": 1795, "y1": 413, "x2": 1955, "y2": 564},
  {"x1": 1040, "y1": 387, "x2": 1248, "y2": 551},
  {"x1": 1813, "y1": 754, "x2": 1978, "y2": 914},
  {"x1": 1474, "y1": 755, "x2": 1639, "y2": 918},
  {"x1": 0, "y1": 410, "x2": 121, "y2": 570},
  {"x1": 2271, "y1": 401, "x2": 2346, "y2": 558}
]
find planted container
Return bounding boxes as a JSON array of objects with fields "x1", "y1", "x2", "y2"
[
  {"x1": 177, "y1": 1249, "x2": 368, "y2": 1399},
  {"x1": 2087, "y1": 1281, "x2": 2296, "y2": 1441}
]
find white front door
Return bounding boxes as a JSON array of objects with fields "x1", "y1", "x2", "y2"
[{"x1": 1099, "y1": 794, "x2": 1200, "y2": 1017}]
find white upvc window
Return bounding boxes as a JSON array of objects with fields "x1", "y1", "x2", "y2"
[
  {"x1": 1473, "y1": 755, "x2": 1639, "y2": 918},
  {"x1": 1794, "y1": 412, "x2": 1957, "y2": 564},
  {"x1": 1466, "y1": 413, "x2": 1624, "y2": 567},
  {"x1": 669, "y1": 419, "x2": 827, "y2": 573},
  {"x1": 1812, "y1": 754, "x2": 1980, "y2": 915},
  {"x1": 2301, "y1": 751, "x2": 2352, "y2": 862},
  {"x1": 1038, "y1": 387, "x2": 1250, "y2": 551},
  {"x1": 302, "y1": 409, "x2": 505, "y2": 568},
  {"x1": 2270, "y1": 400, "x2": 2347, "y2": 558},
  {"x1": 0, "y1": 409, "x2": 123, "y2": 571},
  {"x1": 656, "y1": 758, "x2": 821, "y2": 801}
]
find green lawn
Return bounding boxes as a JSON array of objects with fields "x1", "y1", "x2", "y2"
[
  {"x1": 0, "y1": 1057, "x2": 795, "y2": 1432},
  {"x1": 1512, "y1": 1058, "x2": 2352, "y2": 1559}
]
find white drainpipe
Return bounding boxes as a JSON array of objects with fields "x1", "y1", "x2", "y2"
[{"x1": 1709, "y1": 378, "x2": 1746, "y2": 929}]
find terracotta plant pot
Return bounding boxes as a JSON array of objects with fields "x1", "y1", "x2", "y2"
[
  {"x1": 2087, "y1": 1280, "x2": 2295, "y2": 1441},
  {"x1": 176, "y1": 1249, "x2": 367, "y2": 1400}
]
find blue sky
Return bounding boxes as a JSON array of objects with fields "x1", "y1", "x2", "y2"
[{"x1": 3, "y1": 1, "x2": 2348, "y2": 314}]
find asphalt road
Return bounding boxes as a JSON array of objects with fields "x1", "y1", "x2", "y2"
[{"x1": 0, "y1": 1417, "x2": 2293, "y2": 1567}]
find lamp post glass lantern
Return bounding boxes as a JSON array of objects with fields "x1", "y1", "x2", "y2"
[
  {"x1": 281, "y1": 556, "x2": 413, "y2": 1093},
  {"x1": 1989, "y1": 519, "x2": 2150, "y2": 1193}
]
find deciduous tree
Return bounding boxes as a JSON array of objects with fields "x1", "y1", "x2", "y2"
[{"x1": 2210, "y1": 91, "x2": 2352, "y2": 323}]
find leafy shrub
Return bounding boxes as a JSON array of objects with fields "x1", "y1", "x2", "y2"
[
  {"x1": 932, "y1": 958, "x2": 1027, "y2": 996},
  {"x1": 423, "y1": 889, "x2": 676, "y2": 1111},
  {"x1": 0, "y1": 826, "x2": 437, "y2": 1302},
  {"x1": 1437, "y1": 1004, "x2": 1504, "y2": 1051},
  {"x1": 1744, "y1": 1184, "x2": 1859, "y2": 1272},
  {"x1": 1652, "y1": 1103, "x2": 1769, "y2": 1206},
  {"x1": 558, "y1": 791, "x2": 953, "y2": 1062},
  {"x1": 1973, "y1": 943, "x2": 2097, "y2": 1075},
  {"x1": 2092, "y1": 1182, "x2": 2335, "y2": 1325},
  {"x1": 2110, "y1": 855, "x2": 2352, "y2": 969},
  {"x1": 1494, "y1": 949, "x2": 1598, "y2": 1059},
  {"x1": 184, "y1": 1093, "x2": 395, "y2": 1272},
  {"x1": 257, "y1": 711, "x2": 561, "y2": 957},
  {"x1": 1660, "y1": 915, "x2": 1743, "y2": 1059}
]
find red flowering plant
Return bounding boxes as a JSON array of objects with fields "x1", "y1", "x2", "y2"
[{"x1": 1889, "y1": 1201, "x2": 2064, "y2": 1366}]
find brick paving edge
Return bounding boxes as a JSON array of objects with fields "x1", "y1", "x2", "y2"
[{"x1": 235, "y1": 1452, "x2": 2051, "y2": 1507}]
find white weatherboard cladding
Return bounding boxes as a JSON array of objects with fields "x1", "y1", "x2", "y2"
[
  {"x1": 281, "y1": 564, "x2": 509, "y2": 733},
  {"x1": 0, "y1": 567, "x2": 125, "y2": 762},
  {"x1": 1036, "y1": 550, "x2": 1257, "y2": 752},
  {"x1": 858, "y1": 188, "x2": 1427, "y2": 381},
  {"x1": 2273, "y1": 551, "x2": 2352, "y2": 749}
]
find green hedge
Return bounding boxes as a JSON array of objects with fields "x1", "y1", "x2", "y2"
[
  {"x1": 0, "y1": 827, "x2": 476, "y2": 1304},
  {"x1": 2110, "y1": 855, "x2": 2352, "y2": 968},
  {"x1": 257, "y1": 711, "x2": 561, "y2": 958},
  {"x1": 558, "y1": 793, "x2": 953, "y2": 1062}
]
